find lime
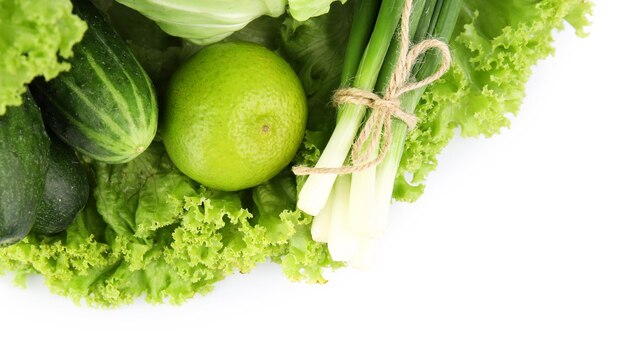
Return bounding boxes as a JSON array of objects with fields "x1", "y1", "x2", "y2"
[{"x1": 162, "y1": 42, "x2": 307, "y2": 191}]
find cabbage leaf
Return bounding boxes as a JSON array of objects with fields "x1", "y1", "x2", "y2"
[{"x1": 114, "y1": 0, "x2": 346, "y2": 45}]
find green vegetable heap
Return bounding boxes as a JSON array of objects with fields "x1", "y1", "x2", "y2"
[{"x1": 0, "y1": 0, "x2": 591, "y2": 306}]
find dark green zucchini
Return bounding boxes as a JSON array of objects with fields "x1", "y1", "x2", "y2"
[
  {"x1": 31, "y1": 137, "x2": 90, "y2": 235},
  {"x1": 32, "y1": 0, "x2": 158, "y2": 164},
  {"x1": 0, "y1": 92, "x2": 50, "y2": 246}
]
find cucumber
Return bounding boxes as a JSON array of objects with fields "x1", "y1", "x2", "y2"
[
  {"x1": 32, "y1": 0, "x2": 158, "y2": 164},
  {"x1": 31, "y1": 137, "x2": 90, "y2": 235},
  {"x1": 0, "y1": 92, "x2": 50, "y2": 247}
]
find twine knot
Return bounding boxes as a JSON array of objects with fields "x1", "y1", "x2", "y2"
[
  {"x1": 370, "y1": 96, "x2": 404, "y2": 117},
  {"x1": 293, "y1": 0, "x2": 452, "y2": 176}
]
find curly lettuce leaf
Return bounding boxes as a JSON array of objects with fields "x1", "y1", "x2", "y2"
[
  {"x1": 0, "y1": 0, "x2": 86, "y2": 115},
  {"x1": 252, "y1": 175, "x2": 340, "y2": 282},
  {"x1": 0, "y1": 143, "x2": 335, "y2": 306},
  {"x1": 393, "y1": 0, "x2": 592, "y2": 201}
]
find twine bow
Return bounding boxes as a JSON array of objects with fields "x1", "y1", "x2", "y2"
[{"x1": 292, "y1": 0, "x2": 452, "y2": 176}]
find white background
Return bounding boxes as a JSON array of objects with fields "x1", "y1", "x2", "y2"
[{"x1": 2, "y1": 1, "x2": 625, "y2": 339}]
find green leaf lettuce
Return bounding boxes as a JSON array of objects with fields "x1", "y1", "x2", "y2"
[
  {"x1": 0, "y1": 144, "x2": 336, "y2": 306},
  {"x1": 393, "y1": 0, "x2": 592, "y2": 201},
  {"x1": 0, "y1": 0, "x2": 86, "y2": 115}
]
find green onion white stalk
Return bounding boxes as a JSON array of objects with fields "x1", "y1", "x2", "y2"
[
  {"x1": 297, "y1": 0, "x2": 405, "y2": 216},
  {"x1": 298, "y1": 0, "x2": 463, "y2": 266},
  {"x1": 326, "y1": 175, "x2": 360, "y2": 261}
]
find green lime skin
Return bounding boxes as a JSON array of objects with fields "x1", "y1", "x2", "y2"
[{"x1": 162, "y1": 42, "x2": 307, "y2": 191}]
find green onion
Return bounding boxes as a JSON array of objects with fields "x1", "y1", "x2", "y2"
[
  {"x1": 299, "y1": 0, "x2": 464, "y2": 266},
  {"x1": 348, "y1": 0, "x2": 436, "y2": 238},
  {"x1": 371, "y1": 0, "x2": 462, "y2": 237},
  {"x1": 340, "y1": 0, "x2": 382, "y2": 86},
  {"x1": 297, "y1": 0, "x2": 405, "y2": 216},
  {"x1": 310, "y1": 0, "x2": 382, "y2": 244}
]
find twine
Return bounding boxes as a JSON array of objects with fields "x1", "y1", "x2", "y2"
[{"x1": 292, "y1": 0, "x2": 452, "y2": 176}]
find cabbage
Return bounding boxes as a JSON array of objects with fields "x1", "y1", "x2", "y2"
[{"x1": 114, "y1": 0, "x2": 346, "y2": 45}]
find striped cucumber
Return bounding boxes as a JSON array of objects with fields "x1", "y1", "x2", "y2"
[{"x1": 32, "y1": 0, "x2": 157, "y2": 164}]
